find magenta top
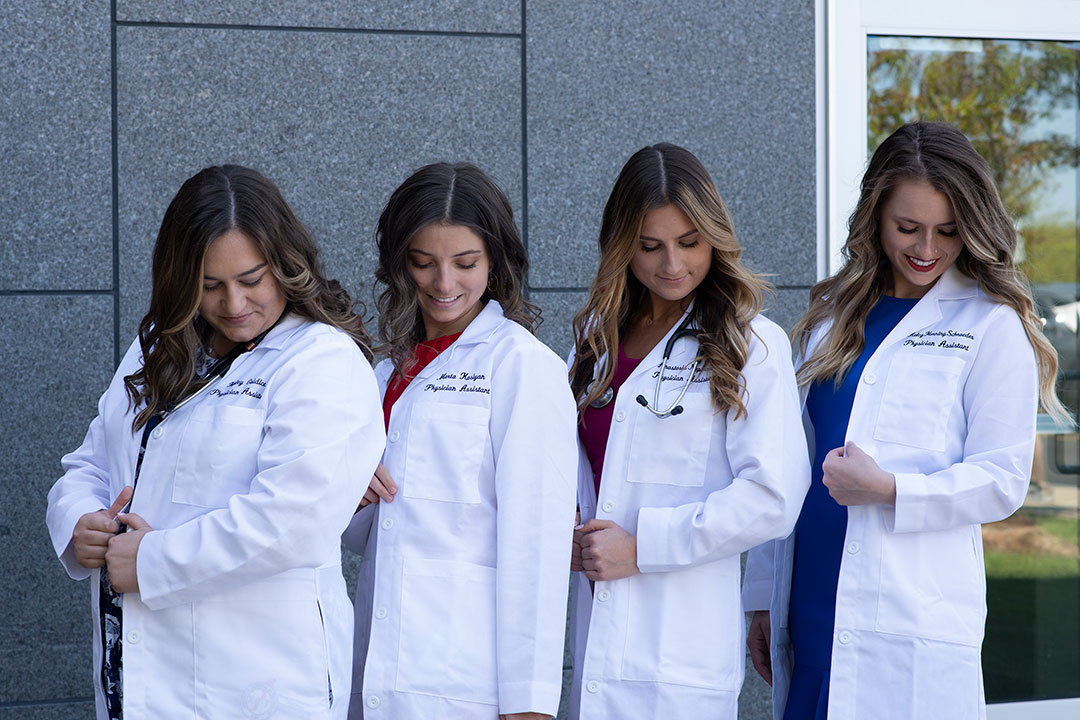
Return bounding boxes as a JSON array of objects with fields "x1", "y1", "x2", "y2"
[{"x1": 578, "y1": 344, "x2": 644, "y2": 498}]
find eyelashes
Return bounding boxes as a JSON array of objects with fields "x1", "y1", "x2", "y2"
[{"x1": 897, "y1": 226, "x2": 958, "y2": 238}]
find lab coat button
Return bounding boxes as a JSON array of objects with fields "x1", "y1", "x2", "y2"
[
  {"x1": 838, "y1": 630, "x2": 852, "y2": 645},
  {"x1": 597, "y1": 589, "x2": 611, "y2": 602},
  {"x1": 366, "y1": 695, "x2": 381, "y2": 709},
  {"x1": 381, "y1": 518, "x2": 394, "y2": 530},
  {"x1": 615, "y1": 411, "x2": 626, "y2": 422},
  {"x1": 601, "y1": 501, "x2": 615, "y2": 513},
  {"x1": 846, "y1": 541, "x2": 861, "y2": 554},
  {"x1": 151, "y1": 426, "x2": 163, "y2": 440},
  {"x1": 126, "y1": 630, "x2": 140, "y2": 644},
  {"x1": 375, "y1": 607, "x2": 388, "y2": 620},
  {"x1": 389, "y1": 431, "x2": 400, "y2": 442},
  {"x1": 586, "y1": 680, "x2": 600, "y2": 693},
  {"x1": 863, "y1": 372, "x2": 877, "y2": 385}
]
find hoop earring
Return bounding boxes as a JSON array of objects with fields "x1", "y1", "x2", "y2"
[{"x1": 487, "y1": 273, "x2": 500, "y2": 294}]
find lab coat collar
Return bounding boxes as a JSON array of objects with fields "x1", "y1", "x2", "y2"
[
  {"x1": 454, "y1": 299, "x2": 509, "y2": 347},
  {"x1": 255, "y1": 312, "x2": 309, "y2": 351}
]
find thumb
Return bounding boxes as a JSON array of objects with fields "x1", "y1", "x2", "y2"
[
  {"x1": 580, "y1": 518, "x2": 615, "y2": 534},
  {"x1": 117, "y1": 512, "x2": 151, "y2": 531},
  {"x1": 845, "y1": 441, "x2": 863, "y2": 458},
  {"x1": 106, "y1": 486, "x2": 134, "y2": 517}
]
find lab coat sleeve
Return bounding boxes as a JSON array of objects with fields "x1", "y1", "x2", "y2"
[
  {"x1": 888, "y1": 306, "x2": 1039, "y2": 533},
  {"x1": 742, "y1": 539, "x2": 776, "y2": 612},
  {"x1": 46, "y1": 339, "x2": 143, "y2": 580},
  {"x1": 636, "y1": 321, "x2": 811, "y2": 572},
  {"x1": 489, "y1": 343, "x2": 578, "y2": 716},
  {"x1": 135, "y1": 336, "x2": 385, "y2": 610}
]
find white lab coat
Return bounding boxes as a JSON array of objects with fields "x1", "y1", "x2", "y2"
[
  {"x1": 46, "y1": 315, "x2": 384, "y2": 720},
  {"x1": 742, "y1": 267, "x2": 1039, "y2": 720},
  {"x1": 569, "y1": 312, "x2": 810, "y2": 719},
  {"x1": 343, "y1": 300, "x2": 578, "y2": 719}
]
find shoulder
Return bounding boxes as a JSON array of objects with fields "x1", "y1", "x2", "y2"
[
  {"x1": 746, "y1": 314, "x2": 794, "y2": 362},
  {"x1": 488, "y1": 320, "x2": 569, "y2": 379}
]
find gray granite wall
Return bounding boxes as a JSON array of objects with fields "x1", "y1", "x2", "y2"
[{"x1": 1, "y1": 2, "x2": 814, "y2": 718}]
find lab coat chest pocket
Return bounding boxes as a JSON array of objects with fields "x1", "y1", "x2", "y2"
[
  {"x1": 403, "y1": 402, "x2": 488, "y2": 503},
  {"x1": 395, "y1": 558, "x2": 498, "y2": 704},
  {"x1": 873, "y1": 353, "x2": 965, "y2": 452},
  {"x1": 173, "y1": 403, "x2": 265, "y2": 508},
  {"x1": 627, "y1": 391, "x2": 712, "y2": 486}
]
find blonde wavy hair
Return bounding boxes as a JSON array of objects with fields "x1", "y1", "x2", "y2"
[
  {"x1": 793, "y1": 121, "x2": 1068, "y2": 423},
  {"x1": 569, "y1": 143, "x2": 771, "y2": 419}
]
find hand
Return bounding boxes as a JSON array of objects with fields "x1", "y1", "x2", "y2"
[
  {"x1": 105, "y1": 512, "x2": 153, "y2": 593},
  {"x1": 71, "y1": 487, "x2": 133, "y2": 569},
  {"x1": 571, "y1": 511, "x2": 584, "y2": 572},
  {"x1": 358, "y1": 463, "x2": 397, "y2": 510},
  {"x1": 822, "y1": 442, "x2": 897, "y2": 506},
  {"x1": 747, "y1": 610, "x2": 773, "y2": 686},
  {"x1": 579, "y1": 519, "x2": 639, "y2": 581},
  {"x1": 500, "y1": 713, "x2": 550, "y2": 720}
]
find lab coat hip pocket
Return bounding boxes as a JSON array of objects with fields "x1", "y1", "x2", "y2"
[
  {"x1": 395, "y1": 558, "x2": 498, "y2": 705},
  {"x1": 627, "y1": 392, "x2": 712, "y2": 487},
  {"x1": 194, "y1": 574, "x2": 328, "y2": 716},
  {"x1": 619, "y1": 563, "x2": 742, "y2": 690},
  {"x1": 874, "y1": 525, "x2": 986, "y2": 647},
  {"x1": 173, "y1": 403, "x2": 265, "y2": 508},
  {"x1": 873, "y1": 353, "x2": 964, "y2": 453},
  {"x1": 403, "y1": 402, "x2": 488, "y2": 503}
]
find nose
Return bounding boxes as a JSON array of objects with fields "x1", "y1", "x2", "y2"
[
  {"x1": 661, "y1": 245, "x2": 681, "y2": 274},
  {"x1": 913, "y1": 230, "x2": 938, "y2": 256},
  {"x1": 433, "y1": 265, "x2": 455, "y2": 294},
  {"x1": 222, "y1": 284, "x2": 246, "y2": 315}
]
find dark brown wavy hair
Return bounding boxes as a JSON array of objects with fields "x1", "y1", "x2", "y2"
[
  {"x1": 124, "y1": 164, "x2": 373, "y2": 430},
  {"x1": 569, "y1": 143, "x2": 771, "y2": 419},
  {"x1": 375, "y1": 162, "x2": 540, "y2": 376},
  {"x1": 793, "y1": 121, "x2": 1067, "y2": 423}
]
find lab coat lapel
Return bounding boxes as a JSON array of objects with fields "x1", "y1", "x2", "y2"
[
  {"x1": 398, "y1": 299, "x2": 506, "y2": 397},
  {"x1": 870, "y1": 266, "x2": 975, "y2": 356},
  {"x1": 624, "y1": 304, "x2": 696, "y2": 385}
]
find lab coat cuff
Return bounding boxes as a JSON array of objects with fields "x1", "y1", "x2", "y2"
[
  {"x1": 134, "y1": 530, "x2": 175, "y2": 611},
  {"x1": 635, "y1": 506, "x2": 677, "y2": 573},
  {"x1": 52, "y1": 497, "x2": 109, "y2": 573},
  {"x1": 498, "y1": 680, "x2": 561, "y2": 716},
  {"x1": 741, "y1": 575, "x2": 771, "y2": 612},
  {"x1": 886, "y1": 472, "x2": 926, "y2": 533}
]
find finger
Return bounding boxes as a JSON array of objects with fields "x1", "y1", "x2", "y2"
[
  {"x1": 77, "y1": 528, "x2": 116, "y2": 547},
  {"x1": 359, "y1": 488, "x2": 378, "y2": 507},
  {"x1": 106, "y1": 487, "x2": 134, "y2": 518},
  {"x1": 845, "y1": 441, "x2": 864, "y2": 458},
  {"x1": 116, "y1": 512, "x2": 151, "y2": 531},
  {"x1": 371, "y1": 478, "x2": 394, "y2": 504},
  {"x1": 580, "y1": 518, "x2": 615, "y2": 534},
  {"x1": 374, "y1": 464, "x2": 397, "y2": 494}
]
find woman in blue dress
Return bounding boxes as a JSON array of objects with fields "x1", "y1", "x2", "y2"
[{"x1": 743, "y1": 121, "x2": 1069, "y2": 719}]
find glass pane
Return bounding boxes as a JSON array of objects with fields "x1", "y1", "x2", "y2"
[{"x1": 867, "y1": 35, "x2": 1080, "y2": 704}]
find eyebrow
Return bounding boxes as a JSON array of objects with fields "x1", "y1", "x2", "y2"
[
  {"x1": 893, "y1": 215, "x2": 956, "y2": 226},
  {"x1": 640, "y1": 229, "x2": 700, "y2": 242},
  {"x1": 204, "y1": 262, "x2": 267, "y2": 281},
  {"x1": 408, "y1": 248, "x2": 483, "y2": 258}
]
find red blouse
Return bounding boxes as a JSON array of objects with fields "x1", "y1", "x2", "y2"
[{"x1": 382, "y1": 331, "x2": 463, "y2": 430}]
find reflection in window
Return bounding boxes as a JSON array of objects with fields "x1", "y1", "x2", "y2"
[{"x1": 868, "y1": 36, "x2": 1080, "y2": 704}]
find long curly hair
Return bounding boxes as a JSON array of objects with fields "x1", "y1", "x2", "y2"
[
  {"x1": 124, "y1": 164, "x2": 373, "y2": 430},
  {"x1": 375, "y1": 162, "x2": 540, "y2": 376},
  {"x1": 793, "y1": 121, "x2": 1068, "y2": 423},
  {"x1": 569, "y1": 143, "x2": 771, "y2": 419}
]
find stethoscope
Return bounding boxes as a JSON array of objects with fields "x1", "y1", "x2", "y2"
[{"x1": 588, "y1": 314, "x2": 699, "y2": 418}]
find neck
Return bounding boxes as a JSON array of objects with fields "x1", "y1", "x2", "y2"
[{"x1": 641, "y1": 292, "x2": 691, "y2": 328}]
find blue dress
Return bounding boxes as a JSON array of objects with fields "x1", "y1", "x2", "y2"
[{"x1": 783, "y1": 295, "x2": 918, "y2": 720}]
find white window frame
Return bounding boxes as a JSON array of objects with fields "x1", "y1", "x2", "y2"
[
  {"x1": 821, "y1": 0, "x2": 1080, "y2": 277},
  {"x1": 819, "y1": 1, "x2": 1080, "y2": 716}
]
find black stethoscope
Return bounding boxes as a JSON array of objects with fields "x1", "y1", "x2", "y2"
[{"x1": 588, "y1": 314, "x2": 699, "y2": 418}]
